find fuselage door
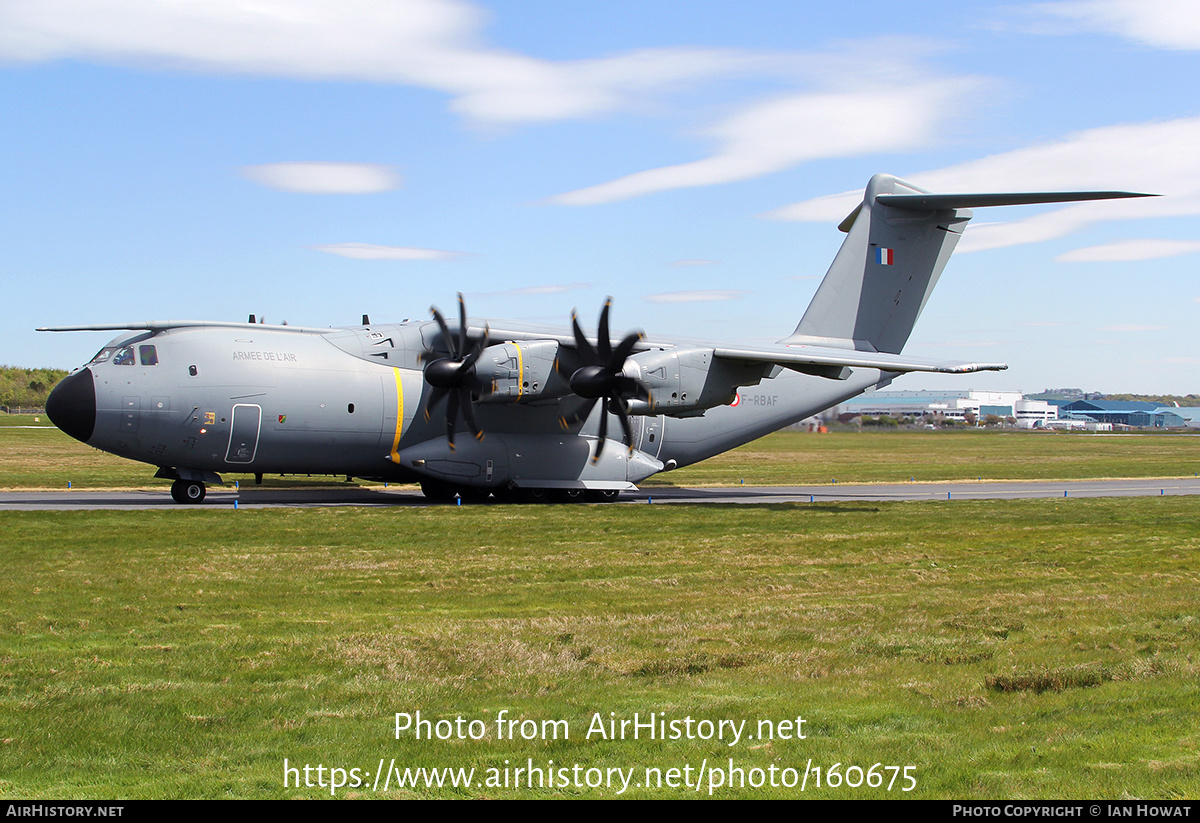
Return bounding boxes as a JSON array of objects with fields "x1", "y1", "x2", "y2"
[
  {"x1": 225, "y1": 403, "x2": 262, "y2": 464},
  {"x1": 637, "y1": 414, "x2": 665, "y2": 459}
]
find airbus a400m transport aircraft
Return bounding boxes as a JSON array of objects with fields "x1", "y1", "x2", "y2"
[{"x1": 41, "y1": 174, "x2": 1148, "y2": 504}]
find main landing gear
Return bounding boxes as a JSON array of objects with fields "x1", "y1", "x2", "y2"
[
  {"x1": 170, "y1": 478, "x2": 206, "y2": 504},
  {"x1": 419, "y1": 481, "x2": 620, "y2": 504}
]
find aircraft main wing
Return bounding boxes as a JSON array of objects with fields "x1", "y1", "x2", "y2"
[{"x1": 713, "y1": 344, "x2": 1007, "y2": 379}]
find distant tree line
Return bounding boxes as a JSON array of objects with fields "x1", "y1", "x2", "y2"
[{"x1": 0, "y1": 366, "x2": 68, "y2": 409}]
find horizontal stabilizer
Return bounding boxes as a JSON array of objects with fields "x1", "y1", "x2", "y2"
[{"x1": 875, "y1": 190, "x2": 1155, "y2": 211}]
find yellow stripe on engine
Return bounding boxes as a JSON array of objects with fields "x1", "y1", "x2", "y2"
[
  {"x1": 514, "y1": 342, "x2": 524, "y2": 399},
  {"x1": 390, "y1": 367, "x2": 404, "y2": 461}
]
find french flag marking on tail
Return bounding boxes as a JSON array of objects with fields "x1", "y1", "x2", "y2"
[{"x1": 876, "y1": 247, "x2": 894, "y2": 265}]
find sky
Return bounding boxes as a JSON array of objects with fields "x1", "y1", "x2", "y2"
[{"x1": 1, "y1": 0, "x2": 1197, "y2": 394}]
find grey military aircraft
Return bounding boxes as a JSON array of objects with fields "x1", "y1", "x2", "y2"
[{"x1": 41, "y1": 174, "x2": 1149, "y2": 504}]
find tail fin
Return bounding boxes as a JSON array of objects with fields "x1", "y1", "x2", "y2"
[{"x1": 783, "y1": 173, "x2": 1152, "y2": 354}]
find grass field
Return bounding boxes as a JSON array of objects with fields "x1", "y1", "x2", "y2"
[
  {"x1": 3, "y1": 498, "x2": 1198, "y2": 798},
  {"x1": 3, "y1": 415, "x2": 1199, "y2": 798}
]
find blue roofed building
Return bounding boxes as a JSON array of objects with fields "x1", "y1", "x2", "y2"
[{"x1": 1059, "y1": 400, "x2": 1161, "y2": 427}]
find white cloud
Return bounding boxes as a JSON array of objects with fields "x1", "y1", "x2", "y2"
[
  {"x1": 1034, "y1": 0, "x2": 1200, "y2": 50},
  {"x1": 310, "y1": 243, "x2": 468, "y2": 261},
  {"x1": 1100, "y1": 324, "x2": 1168, "y2": 332},
  {"x1": 645, "y1": 290, "x2": 747, "y2": 303},
  {"x1": 768, "y1": 117, "x2": 1200, "y2": 253},
  {"x1": 1057, "y1": 239, "x2": 1200, "y2": 262},
  {"x1": 552, "y1": 78, "x2": 981, "y2": 205},
  {"x1": 0, "y1": 0, "x2": 772, "y2": 126},
  {"x1": 240, "y1": 162, "x2": 401, "y2": 194}
]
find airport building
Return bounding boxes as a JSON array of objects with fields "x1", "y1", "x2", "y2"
[
  {"x1": 1058, "y1": 400, "x2": 1160, "y2": 427},
  {"x1": 1128, "y1": 406, "x2": 1200, "y2": 429},
  {"x1": 833, "y1": 389, "x2": 1057, "y2": 424}
]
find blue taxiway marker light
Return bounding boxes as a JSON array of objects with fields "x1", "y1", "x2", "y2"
[
  {"x1": 648, "y1": 497, "x2": 652, "y2": 504},
  {"x1": 1064, "y1": 490, "x2": 1068, "y2": 497},
  {"x1": 456, "y1": 497, "x2": 462, "y2": 506},
  {"x1": 235, "y1": 480, "x2": 239, "y2": 490},
  {"x1": 67, "y1": 481, "x2": 71, "y2": 489},
  {"x1": 234, "y1": 499, "x2": 238, "y2": 509}
]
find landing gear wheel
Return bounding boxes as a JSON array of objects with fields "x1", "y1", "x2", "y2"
[
  {"x1": 491, "y1": 485, "x2": 520, "y2": 504},
  {"x1": 584, "y1": 489, "x2": 620, "y2": 503},
  {"x1": 552, "y1": 488, "x2": 587, "y2": 504},
  {"x1": 517, "y1": 487, "x2": 549, "y2": 504},
  {"x1": 420, "y1": 480, "x2": 458, "y2": 503},
  {"x1": 458, "y1": 487, "x2": 491, "y2": 504},
  {"x1": 171, "y1": 479, "x2": 206, "y2": 504}
]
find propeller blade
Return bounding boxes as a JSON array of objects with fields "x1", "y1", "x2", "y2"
[
  {"x1": 459, "y1": 387, "x2": 484, "y2": 441},
  {"x1": 559, "y1": 398, "x2": 598, "y2": 430},
  {"x1": 614, "y1": 399, "x2": 634, "y2": 454},
  {"x1": 597, "y1": 298, "x2": 612, "y2": 361},
  {"x1": 611, "y1": 330, "x2": 643, "y2": 367},
  {"x1": 445, "y1": 391, "x2": 459, "y2": 449},
  {"x1": 594, "y1": 404, "x2": 609, "y2": 462},
  {"x1": 424, "y1": 385, "x2": 447, "y2": 421},
  {"x1": 571, "y1": 310, "x2": 596, "y2": 363},
  {"x1": 431, "y1": 306, "x2": 456, "y2": 359},
  {"x1": 457, "y1": 293, "x2": 468, "y2": 363},
  {"x1": 461, "y1": 323, "x2": 489, "y2": 370}
]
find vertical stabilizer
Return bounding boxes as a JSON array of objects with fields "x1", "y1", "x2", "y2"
[
  {"x1": 783, "y1": 175, "x2": 1152, "y2": 354},
  {"x1": 783, "y1": 174, "x2": 971, "y2": 354}
]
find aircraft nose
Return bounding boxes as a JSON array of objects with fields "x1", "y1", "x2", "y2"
[{"x1": 46, "y1": 367, "x2": 96, "y2": 443}]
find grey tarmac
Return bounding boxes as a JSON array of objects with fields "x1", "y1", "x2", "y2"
[{"x1": 2, "y1": 477, "x2": 1199, "y2": 510}]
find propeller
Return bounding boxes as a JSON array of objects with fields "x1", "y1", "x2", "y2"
[
  {"x1": 559, "y1": 298, "x2": 648, "y2": 461},
  {"x1": 423, "y1": 293, "x2": 490, "y2": 450}
]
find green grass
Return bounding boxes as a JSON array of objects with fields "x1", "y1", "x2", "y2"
[
  {"x1": 2, "y1": 499, "x2": 1198, "y2": 798},
  {"x1": 651, "y1": 428, "x2": 1200, "y2": 486}
]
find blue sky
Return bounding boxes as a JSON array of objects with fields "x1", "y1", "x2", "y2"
[{"x1": 2, "y1": 0, "x2": 1197, "y2": 393}]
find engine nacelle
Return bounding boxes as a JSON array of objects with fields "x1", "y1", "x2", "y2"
[
  {"x1": 624, "y1": 346, "x2": 777, "y2": 416},
  {"x1": 475, "y1": 339, "x2": 562, "y2": 402},
  {"x1": 622, "y1": 347, "x2": 724, "y2": 415}
]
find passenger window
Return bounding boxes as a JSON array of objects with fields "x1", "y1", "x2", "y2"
[
  {"x1": 139, "y1": 345, "x2": 159, "y2": 366},
  {"x1": 113, "y1": 346, "x2": 135, "y2": 366}
]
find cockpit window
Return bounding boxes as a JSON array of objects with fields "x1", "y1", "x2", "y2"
[
  {"x1": 139, "y1": 345, "x2": 158, "y2": 366},
  {"x1": 113, "y1": 346, "x2": 135, "y2": 366},
  {"x1": 88, "y1": 347, "x2": 116, "y2": 365}
]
